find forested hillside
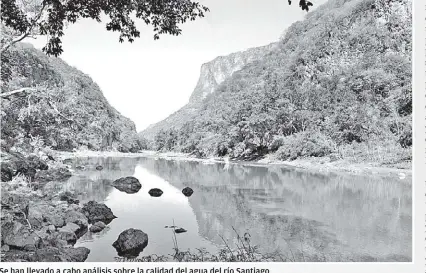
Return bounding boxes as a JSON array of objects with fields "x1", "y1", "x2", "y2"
[
  {"x1": 140, "y1": 43, "x2": 277, "y2": 140},
  {"x1": 1, "y1": 43, "x2": 143, "y2": 153},
  {"x1": 145, "y1": 0, "x2": 412, "y2": 166}
]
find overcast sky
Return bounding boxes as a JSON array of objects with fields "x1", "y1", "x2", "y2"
[{"x1": 29, "y1": 0, "x2": 326, "y2": 131}]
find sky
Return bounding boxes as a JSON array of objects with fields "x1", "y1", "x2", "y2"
[{"x1": 28, "y1": 0, "x2": 327, "y2": 132}]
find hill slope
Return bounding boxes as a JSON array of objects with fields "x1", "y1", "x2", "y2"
[
  {"x1": 1, "y1": 43, "x2": 142, "y2": 153},
  {"x1": 143, "y1": 0, "x2": 412, "y2": 165},
  {"x1": 140, "y1": 42, "x2": 278, "y2": 140}
]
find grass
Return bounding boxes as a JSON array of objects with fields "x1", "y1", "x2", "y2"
[{"x1": 116, "y1": 222, "x2": 296, "y2": 262}]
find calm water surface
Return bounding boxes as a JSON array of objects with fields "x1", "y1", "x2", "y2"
[{"x1": 51, "y1": 157, "x2": 411, "y2": 262}]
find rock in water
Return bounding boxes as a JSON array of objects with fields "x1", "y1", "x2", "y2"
[
  {"x1": 112, "y1": 176, "x2": 141, "y2": 194},
  {"x1": 89, "y1": 221, "x2": 106, "y2": 233},
  {"x1": 148, "y1": 188, "x2": 163, "y2": 197},
  {"x1": 112, "y1": 228, "x2": 148, "y2": 257},
  {"x1": 96, "y1": 165, "x2": 103, "y2": 170},
  {"x1": 174, "y1": 228, "x2": 187, "y2": 234},
  {"x1": 182, "y1": 187, "x2": 194, "y2": 197},
  {"x1": 82, "y1": 201, "x2": 116, "y2": 224}
]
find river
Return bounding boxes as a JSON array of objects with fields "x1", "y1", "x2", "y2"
[{"x1": 55, "y1": 156, "x2": 411, "y2": 262}]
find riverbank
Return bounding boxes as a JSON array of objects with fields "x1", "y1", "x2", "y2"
[
  {"x1": 0, "y1": 151, "x2": 120, "y2": 262},
  {"x1": 56, "y1": 150, "x2": 412, "y2": 180}
]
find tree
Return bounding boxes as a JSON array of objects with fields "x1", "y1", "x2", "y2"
[
  {"x1": 1, "y1": 0, "x2": 314, "y2": 59},
  {"x1": 1, "y1": 0, "x2": 210, "y2": 57}
]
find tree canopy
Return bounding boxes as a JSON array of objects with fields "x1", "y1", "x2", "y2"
[
  {"x1": 1, "y1": 0, "x2": 210, "y2": 57},
  {"x1": 1, "y1": 0, "x2": 316, "y2": 58}
]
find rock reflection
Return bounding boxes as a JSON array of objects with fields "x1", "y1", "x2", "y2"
[{"x1": 140, "y1": 158, "x2": 412, "y2": 262}]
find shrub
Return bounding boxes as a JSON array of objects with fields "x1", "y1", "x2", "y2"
[{"x1": 276, "y1": 131, "x2": 336, "y2": 161}]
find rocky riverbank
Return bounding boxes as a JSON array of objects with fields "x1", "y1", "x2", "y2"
[{"x1": 0, "y1": 151, "x2": 117, "y2": 262}]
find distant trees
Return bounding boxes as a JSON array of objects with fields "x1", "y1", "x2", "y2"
[{"x1": 151, "y1": 0, "x2": 412, "y2": 163}]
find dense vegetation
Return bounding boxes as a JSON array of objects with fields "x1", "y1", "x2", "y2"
[
  {"x1": 1, "y1": 43, "x2": 144, "y2": 153},
  {"x1": 148, "y1": 0, "x2": 412, "y2": 165}
]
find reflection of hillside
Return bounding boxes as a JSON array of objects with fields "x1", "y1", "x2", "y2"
[
  {"x1": 46, "y1": 157, "x2": 138, "y2": 202},
  {"x1": 140, "y1": 159, "x2": 412, "y2": 261}
]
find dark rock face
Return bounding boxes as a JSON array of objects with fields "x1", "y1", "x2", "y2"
[
  {"x1": 82, "y1": 201, "x2": 116, "y2": 224},
  {"x1": 59, "y1": 191, "x2": 80, "y2": 205},
  {"x1": 112, "y1": 228, "x2": 148, "y2": 257},
  {"x1": 148, "y1": 188, "x2": 163, "y2": 197},
  {"x1": 34, "y1": 167, "x2": 72, "y2": 183},
  {"x1": 182, "y1": 187, "x2": 194, "y2": 197},
  {"x1": 112, "y1": 176, "x2": 141, "y2": 194},
  {"x1": 89, "y1": 221, "x2": 106, "y2": 233},
  {"x1": 96, "y1": 165, "x2": 103, "y2": 170}
]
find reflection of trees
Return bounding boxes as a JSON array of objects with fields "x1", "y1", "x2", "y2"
[
  {"x1": 140, "y1": 158, "x2": 412, "y2": 261},
  {"x1": 46, "y1": 157, "x2": 138, "y2": 202}
]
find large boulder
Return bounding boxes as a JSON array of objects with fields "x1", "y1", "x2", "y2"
[
  {"x1": 34, "y1": 167, "x2": 72, "y2": 183},
  {"x1": 148, "y1": 188, "x2": 163, "y2": 197},
  {"x1": 89, "y1": 221, "x2": 106, "y2": 233},
  {"x1": 112, "y1": 228, "x2": 148, "y2": 257},
  {"x1": 57, "y1": 222, "x2": 87, "y2": 244},
  {"x1": 64, "y1": 209, "x2": 88, "y2": 232},
  {"x1": 28, "y1": 202, "x2": 66, "y2": 228},
  {"x1": 1, "y1": 221, "x2": 41, "y2": 249},
  {"x1": 112, "y1": 176, "x2": 141, "y2": 194},
  {"x1": 82, "y1": 201, "x2": 116, "y2": 224}
]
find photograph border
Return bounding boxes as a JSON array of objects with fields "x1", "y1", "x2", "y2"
[{"x1": 0, "y1": 0, "x2": 423, "y2": 272}]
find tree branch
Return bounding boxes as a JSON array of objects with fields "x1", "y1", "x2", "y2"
[
  {"x1": 0, "y1": 87, "x2": 36, "y2": 98},
  {"x1": 1, "y1": 2, "x2": 47, "y2": 54}
]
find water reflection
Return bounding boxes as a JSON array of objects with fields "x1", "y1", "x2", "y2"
[{"x1": 62, "y1": 157, "x2": 410, "y2": 262}]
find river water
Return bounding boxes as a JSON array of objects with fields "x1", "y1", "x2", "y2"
[{"x1": 56, "y1": 156, "x2": 411, "y2": 262}]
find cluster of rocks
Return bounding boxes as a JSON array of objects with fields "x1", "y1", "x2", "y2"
[
  {"x1": 1, "y1": 162, "x2": 194, "y2": 261},
  {"x1": 104, "y1": 176, "x2": 194, "y2": 258},
  {"x1": 111, "y1": 176, "x2": 194, "y2": 198},
  {"x1": 1, "y1": 152, "x2": 72, "y2": 188},
  {"x1": 1, "y1": 184, "x2": 116, "y2": 262}
]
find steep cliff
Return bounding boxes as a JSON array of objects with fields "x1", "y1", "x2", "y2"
[
  {"x1": 189, "y1": 43, "x2": 278, "y2": 104},
  {"x1": 1, "y1": 43, "x2": 141, "y2": 152},
  {"x1": 144, "y1": 0, "x2": 412, "y2": 164},
  {"x1": 140, "y1": 43, "x2": 277, "y2": 140}
]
